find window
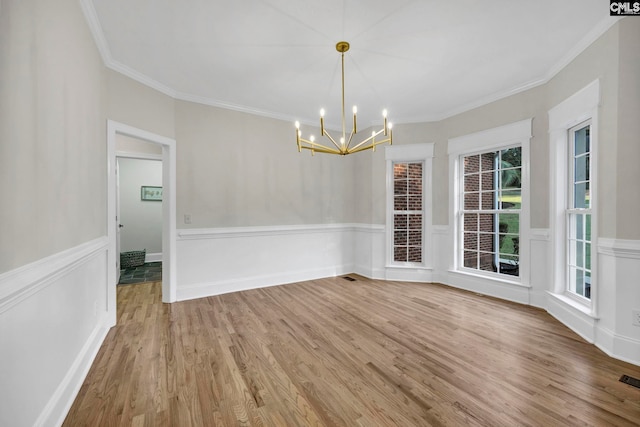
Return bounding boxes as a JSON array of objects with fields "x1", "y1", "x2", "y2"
[
  {"x1": 448, "y1": 119, "x2": 531, "y2": 284},
  {"x1": 385, "y1": 143, "x2": 434, "y2": 270},
  {"x1": 548, "y1": 79, "x2": 598, "y2": 311},
  {"x1": 461, "y1": 148, "x2": 522, "y2": 276},
  {"x1": 567, "y1": 122, "x2": 592, "y2": 299},
  {"x1": 393, "y1": 162, "x2": 423, "y2": 263}
]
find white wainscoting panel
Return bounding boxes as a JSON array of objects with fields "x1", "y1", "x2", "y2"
[
  {"x1": 529, "y1": 228, "x2": 551, "y2": 308},
  {"x1": 352, "y1": 224, "x2": 385, "y2": 279},
  {"x1": 176, "y1": 224, "x2": 359, "y2": 301},
  {"x1": 596, "y1": 238, "x2": 640, "y2": 365},
  {"x1": 431, "y1": 225, "x2": 450, "y2": 284},
  {"x1": 0, "y1": 237, "x2": 111, "y2": 427}
]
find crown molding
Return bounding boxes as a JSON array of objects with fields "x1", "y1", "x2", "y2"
[{"x1": 80, "y1": 1, "x2": 624, "y2": 126}]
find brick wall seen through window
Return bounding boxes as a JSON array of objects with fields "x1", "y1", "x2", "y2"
[
  {"x1": 393, "y1": 162, "x2": 423, "y2": 263},
  {"x1": 461, "y1": 148, "x2": 521, "y2": 276}
]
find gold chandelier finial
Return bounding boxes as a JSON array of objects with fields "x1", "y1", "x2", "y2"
[{"x1": 295, "y1": 41, "x2": 393, "y2": 156}]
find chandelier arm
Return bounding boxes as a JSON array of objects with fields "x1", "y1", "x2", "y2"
[
  {"x1": 346, "y1": 129, "x2": 356, "y2": 150},
  {"x1": 349, "y1": 128, "x2": 385, "y2": 151},
  {"x1": 348, "y1": 137, "x2": 392, "y2": 154},
  {"x1": 321, "y1": 129, "x2": 343, "y2": 152},
  {"x1": 300, "y1": 145, "x2": 342, "y2": 155},
  {"x1": 298, "y1": 137, "x2": 342, "y2": 154}
]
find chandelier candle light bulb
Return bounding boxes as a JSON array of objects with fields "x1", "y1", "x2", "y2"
[{"x1": 294, "y1": 41, "x2": 392, "y2": 155}]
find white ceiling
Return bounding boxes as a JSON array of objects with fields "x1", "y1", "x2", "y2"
[{"x1": 87, "y1": 0, "x2": 614, "y2": 128}]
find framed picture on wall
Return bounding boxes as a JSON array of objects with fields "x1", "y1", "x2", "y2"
[{"x1": 141, "y1": 186, "x2": 162, "y2": 201}]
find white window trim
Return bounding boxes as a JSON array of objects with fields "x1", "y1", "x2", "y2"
[
  {"x1": 448, "y1": 118, "x2": 532, "y2": 286},
  {"x1": 385, "y1": 143, "x2": 434, "y2": 269},
  {"x1": 548, "y1": 79, "x2": 599, "y2": 316}
]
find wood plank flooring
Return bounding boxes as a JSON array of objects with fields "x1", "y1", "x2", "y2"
[{"x1": 64, "y1": 276, "x2": 640, "y2": 426}]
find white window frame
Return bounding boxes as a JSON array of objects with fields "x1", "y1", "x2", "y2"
[
  {"x1": 567, "y1": 120, "x2": 593, "y2": 301},
  {"x1": 385, "y1": 143, "x2": 434, "y2": 269},
  {"x1": 448, "y1": 119, "x2": 531, "y2": 286},
  {"x1": 549, "y1": 80, "x2": 599, "y2": 315}
]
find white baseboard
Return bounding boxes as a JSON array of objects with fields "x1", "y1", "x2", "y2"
[
  {"x1": 145, "y1": 252, "x2": 162, "y2": 263},
  {"x1": 39, "y1": 318, "x2": 111, "y2": 427},
  {"x1": 596, "y1": 327, "x2": 640, "y2": 366},
  {"x1": 178, "y1": 265, "x2": 353, "y2": 301}
]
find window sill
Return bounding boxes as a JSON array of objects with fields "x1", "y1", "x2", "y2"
[
  {"x1": 547, "y1": 292, "x2": 598, "y2": 319},
  {"x1": 448, "y1": 268, "x2": 531, "y2": 288}
]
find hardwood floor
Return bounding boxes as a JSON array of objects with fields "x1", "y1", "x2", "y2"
[{"x1": 64, "y1": 277, "x2": 640, "y2": 426}]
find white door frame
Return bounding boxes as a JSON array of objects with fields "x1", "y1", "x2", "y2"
[{"x1": 107, "y1": 120, "x2": 177, "y2": 326}]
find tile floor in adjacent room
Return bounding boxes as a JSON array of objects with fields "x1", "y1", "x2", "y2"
[{"x1": 118, "y1": 262, "x2": 162, "y2": 285}]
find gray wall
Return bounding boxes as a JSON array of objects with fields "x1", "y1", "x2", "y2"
[
  {"x1": 174, "y1": 100, "x2": 357, "y2": 227},
  {"x1": 118, "y1": 158, "x2": 163, "y2": 254},
  {"x1": 0, "y1": 0, "x2": 107, "y2": 274}
]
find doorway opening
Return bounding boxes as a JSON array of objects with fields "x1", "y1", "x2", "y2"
[
  {"x1": 116, "y1": 140, "x2": 163, "y2": 285},
  {"x1": 107, "y1": 120, "x2": 176, "y2": 327}
]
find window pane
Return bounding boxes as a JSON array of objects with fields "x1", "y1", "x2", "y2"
[
  {"x1": 585, "y1": 214, "x2": 592, "y2": 242},
  {"x1": 408, "y1": 179, "x2": 422, "y2": 195},
  {"x1": 394, "y1": 196, "x2": 407, "y2": 211},
  {"x1": 574, "y1": 126, "x2": 590, "y2": 156},
  {"x1": 576, "y1": 241, "x2": 584, "y2": 268},
  {"x1": 394, "y1": 214, "x2": 407, "y2": 230},
  {"x1": 499, "y1": 213, "x2": 519, "y2": 235},
  {"x1": 501, "y1": 147, "x2": 522, "y2": 168},
  {"x1": 464, "y1": 233, "x2": 478, "y2": 251},
  {"x1": 394, "y1": 163, "x2": 407, "y2": 179},
  {"x1": 464, "y1": 192, "x2": 479, "y2": 210},
  {"x1": 394, "y1": 179, "x2": 407, "y2": 195},
  {"x1": 585, "y1": 243, "x2": 591, "y2": 270},
  {"x1": 394, "y1": 231, "x2": 407, "y2": 245},
  {"x1": 408, "y1": 229, "x2": 422, "y2": 245},
  {"x1": 408, "y1": 246, "x2": 422, "y2": 263},
  {"x1": 479, "y1": 253, "x2": 496, "y2": 272},
  {"x1": 479, "y1": 232, "x2": 494, "y2": 254},
  {"x1": 575, "y1": 214, "x2": 583, "y2": 240},
  {"x1": 499, "y1": 190, "x2": 521, "y2": 209},
  {"x1": 465, "y1": 174, "x2": 480, "y2": 192},
  {"x1": 409, "y1": 214, "x2": 422, "y2": 229},
  {"x1": 501, "y1": 168, "x2": 521, "y2": 190},
  {"x1": 464, "y1": 213, "x2": 478, "y2": 232},
  {"x1": 394, "y1": 246, "x2": 407, "y2": 262},
  {"x1": 478, "y1": 214, "x2": 494, "y2": 237},
  {"x1": 408, "y1": 195, "x2": 422, "y2": 211},
  {"x1": 464, "y1": 155, "x2": 480, "y2": 174},
  {"x1": 463, "y1": 251, "x2": 478, "y2": 268},
  {"x1": 408, "y1": 162, "x2": 422, "y2": 177},
  {"x1": 481, "y1": 191, "x2": 495, "y2": 210},
  {"x1": 575, "y1": 269, "x2": 584, "y2": 296},
  {"x1": 574, "y1": 182, "x2": 590, "y2": 208},
  {"x1": 575, "y1": 155, "x2": 589, "y2": 182},
  {"x1": 481, "y1": 152, "x2": 496, "y2": 171},
  {"x1": 481, "y1": 172, "x2": 495, "y2": 191}
]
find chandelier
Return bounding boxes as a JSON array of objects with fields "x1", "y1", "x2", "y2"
[{"x1": 295, "y1": 41, "x2": 393, "y2": 155}]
